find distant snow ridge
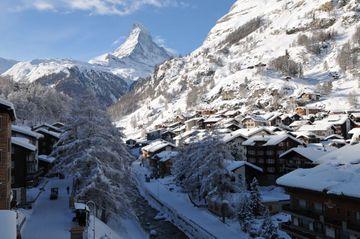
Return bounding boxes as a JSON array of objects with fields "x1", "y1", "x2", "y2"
[
  {"x1": 0, "y1": 57, "x2": 18, "y2": 74},
  {"x1": 2, "y1": 59, "x2": 128, "y2": 106},
  {"x1": 90, "y1": 23, "x2": 174, "y2": 84}
]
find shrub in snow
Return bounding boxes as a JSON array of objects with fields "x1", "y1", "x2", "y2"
[
  {"x1": 52, "y1": 93, "x2": 135, "y2": 221},
  {"x1": 223, "y1": 17, "x2": 262, "y2": 46},
  {"x1": 269, "y1": 51, "x2": 303, "y2": 77},
  {"x1": 259, "y1": 210, "x2": 278, "y2": 239}
]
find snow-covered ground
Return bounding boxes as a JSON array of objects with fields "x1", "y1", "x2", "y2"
[
  {"x1": 21, "y1": 177, "x2": 146, "y2": 239},
  {"x1": 22, "y1": 178, "x2": 74, "y2": 239}
]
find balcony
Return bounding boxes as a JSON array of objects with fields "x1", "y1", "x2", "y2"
[
  {"x1": 282, "y1": 205, "x2": 320, "y2": 220},
  {"x1": 280, "y1": 223, "x2": 318, "y2": 239}
]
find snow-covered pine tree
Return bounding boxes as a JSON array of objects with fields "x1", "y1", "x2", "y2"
[
  {"x1": 172, "y1": 137, "x2": 235, "y2": 202},
  {"x1": 52, "y1": 92, "x2": 135, "y2": 221},
  {"x1": 260, "y1": 210, "x2": 278, "y2": 239},
  {"x1": 249, "y1": 177, "x2": 265, "y2": 216},
  {"x1": 238, "y1": 196, "x2": 254, "y2": 233}
]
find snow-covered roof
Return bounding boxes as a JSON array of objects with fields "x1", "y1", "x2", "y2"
[
  {"x1": 0, "y1": 98, "x2": 16, "y2": 121},
  {"x1": 280, "y1": 146, "x2": 333, "y2": 162},
  {"x1": 33, "y1": 123, "x2": 62, "y2": 133},
  {"x1": 298, "y1": 123, "x2": 333, "y2": 132},
  {"x1": 351, "y1": 113, "x2": 360, "y2": 118},
  {"x1": 277, "y1": 144, "x2": 360, "y2": 198},
  {"x1": 156, "y1": 151, "x2": 179, "y2": 162},
  {"x1": 260, "y1": 186, "x2": 290, "y2": 203},
  {"x1": 242, "y1": 134, "x2": 303, "y2": 146},
  {"x1": 38, "y1": 155, "x2": 56, "y2": 164},
  {"x1": 204, "y1": 117, "x2": 222, "y2": 123},
  {"x1": 242, "y1": 115, "x2": 267, "y2": 123},
  {"x1": 34, "y1": 128, "x2": 61, "y2": 139},
  {"x1": 222, "y1": 130, "x2": 248, "y2": 143},
  {"x1": 349, "y1": 128, "x2": 360, "y2": 134},
  {"x1": 289, "y1": 120, "x2": 308, "y2": 127},
  {"x1": 323, "y1": 134, "x2": 344, "y2": 141},
  {"x1": 0, "y1": 210, "x2": 17, "y2": 239},
  {"x1": 142, "y1": 139, "x2": 175, "y2": 153},
  {"x1": 12, "y1": 137, "x2": 36, "y2": 151},
  {"x1": 74, "y1": 203, "x2": 90, "y2": 211},
  {"x1": 225, "y1": 160, "x2": 263, "y2": 172},
  {"x1": 321, "y1": 114, "x2": 349, "y2": 125},
  {"x1": 12, "y1": 125, "x2": 44, "y2": 139}
]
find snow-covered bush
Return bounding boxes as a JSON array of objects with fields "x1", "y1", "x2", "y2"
[
  {"x1": 52, "y1": 93, "x2": 135, "y2": 221},
  {"x1": 223, "y1": 17, "x2": 262, "y2": 46},
  {"x1": 269, "y1": 51, "x2": 303, "y2": 77}
]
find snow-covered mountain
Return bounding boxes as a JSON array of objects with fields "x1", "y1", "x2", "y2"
[
  {"x1": 90, "y1": 23, "x2": 173, "y2": 84},
  {"x1": 2, "y1": 59, "x2": 128, "y2": 106},
  {"x1": 0, "y1": 57, "x2": 18, "y2": 74},
  {"x1": 111, "y1": 0, "x2": 360, "y2": 134}
]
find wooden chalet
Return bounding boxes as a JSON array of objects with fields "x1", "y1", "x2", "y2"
[
  {"x1": 295, "y1": 107, "x2": 322, "y2": 116},
  {"x1": 141, "y1": 139, "x2": 176, "y2": 159},
  {"x1": 11, "y1": 137, "x2": 37, "y2": 207},
  {"x1": 225, "y1": 160, "x2": 263, "y2": 189},
  {"x1": 277, "y1": 144, "x2": 360, "y2": 239},
  {"x1": 34, "y1": 128, "x2": 61, "y2": 155},
  {"x1": 242, "y1": 134, "x2": 304, "y2": 185},
  {"x1": 38, "y1": 155, "x2": 56, "y2": 175},
  {"x1": 241, "y1": 115, "x2": 267, "y2": 128},
  {"x1": 279, "y1": 146, "x2": 331, "y2": 174},
  {"x1": 0, "y1": 99, "x2": 16, "y2": 210}
]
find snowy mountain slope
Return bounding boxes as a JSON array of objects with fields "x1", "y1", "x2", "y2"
[
  {"x1": 90, "y1": 24, "x2": 173, "y2": 84},
  {"x1": 111, "y1": 0, "x2": 360, "y2": 135},
  {"x1": 0, "y1": 57, "x2": 18, "y2": 74},
  {"x1": 2, "y1": 59, "x2": 128, "y2": 106}
]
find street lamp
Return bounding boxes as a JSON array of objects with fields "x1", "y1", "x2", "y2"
[{"x1": 86, "y1": 200, "x2": 96, "y2": 239}]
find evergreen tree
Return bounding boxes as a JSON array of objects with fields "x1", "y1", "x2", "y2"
[
  {"x1": 260, "y1": 210, "x2": 278, "y2": 239},
  {"x1": 249, "y1": 178, "x2": 265, "y2": 216},
  {"x1": 238, "y1": 196, "x2": 254, "y2": 233},
  {"x1": 52, "y1": 92, "x2": 134, "y2": 221}
]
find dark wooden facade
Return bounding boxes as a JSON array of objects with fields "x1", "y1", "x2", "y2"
[
  {"x1": 280, "y1": 151, "x2": 317, "y2": 174},
  {"x1": 37, "y1": 131, "x2": 59, "y2": 156},
  {"x1": 281, "y1": 187, "x2": 360, "y2": 239},
  {"x1": 245, "y1": 137, "x2": 302, "y2": 185},
  {"x1": 0, "y1": 104, "x2": 16, "y2": 210},
  {"x1": 11, "y1": 144, "x2": 29, "y2": 207}
]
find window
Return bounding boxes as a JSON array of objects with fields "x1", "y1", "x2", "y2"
[
  {"x1": 356, "y1": 211, "x2": 360, "y2": 222},
  {"x1": 299, "y1": 199, "x2": 307, "y2": 209},
  {"x1": 314, "y1": 202, "x2": 323, "y2": 213},
  {"x1": 258, "y1": 158, "x2": 264, "y2": 163},
  {"x1": 325, "y1": 226, "x2": 336, "y2": 238},
  {"x1": 266, "y1": 158, "x2": 275, "y2": 164},
  {"x1": 267, "y1": 167, "x2": 275, "y2": 173}
]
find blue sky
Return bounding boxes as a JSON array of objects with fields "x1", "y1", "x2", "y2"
[{"x1": 0, "y1": 0, "x2": 235, "y2": 61}]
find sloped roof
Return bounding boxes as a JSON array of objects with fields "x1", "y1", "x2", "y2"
[
  {"x1": 280, "y1": 146, "x2": 333, "y2": 162},
  {"x1": 12, "y1": 137, "x2": 36, "y2": 151},
  {"x1": 12, "y1": 125, "x2": 44, "y2": 139},
  {"x1": 242, "y1": 134, "x2": 303, "y2": 146},
  {"x1": 225, "y1": 160, "x2": 263, "y2": 172},
  {"x1": 277, "y1": 144, "x2": 360, "y2": 198},
  {"x1": 142, "y1": 139, "x2": 175, "y2": 153}
]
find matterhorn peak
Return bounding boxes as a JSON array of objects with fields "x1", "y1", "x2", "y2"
[{"x1": 89, "y1": 23, "x2": 173, "y2": 84}]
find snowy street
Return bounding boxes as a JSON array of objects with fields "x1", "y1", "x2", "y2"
[
  {"x1": 22, "y1": 178, "x2": 73, "y2": 239},
  {"x1": 132, "y1": 161, "x2": 247, "y2": 239}
]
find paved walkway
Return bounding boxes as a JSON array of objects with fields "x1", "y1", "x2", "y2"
[{"x1": 22, "y1": 178, "x2": 73, "y2": 239}]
